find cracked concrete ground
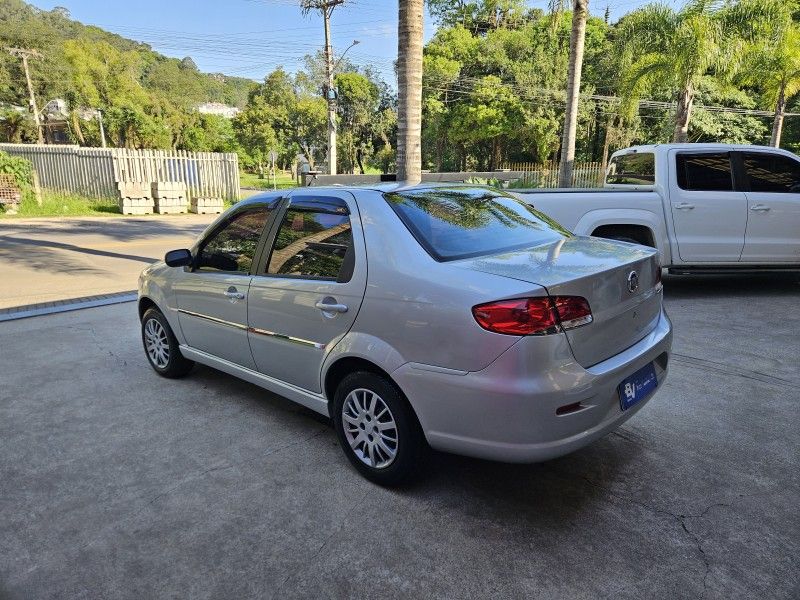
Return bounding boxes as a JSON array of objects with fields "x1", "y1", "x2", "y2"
[{"x1": 1, "y1": 273, "x2": 798, "y2": 599}]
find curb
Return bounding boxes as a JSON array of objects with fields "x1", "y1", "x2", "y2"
[{"x1": 0, "y1": 291, "x2": 138, "y2": 322}]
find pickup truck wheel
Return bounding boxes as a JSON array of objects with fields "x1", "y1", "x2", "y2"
[
  {"x1": 141, "y1": 307, "x2": 194, "y2": 378},
  {"x1": 333, "y1": 371, "x2": 425, "y2": 486}
]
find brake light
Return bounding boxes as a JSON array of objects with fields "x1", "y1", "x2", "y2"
[{"x1": 472, "y1": 296, "x2": 592, "y2": 336}]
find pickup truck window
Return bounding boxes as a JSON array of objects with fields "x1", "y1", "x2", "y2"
[
  {"x1": 676, "y1": 153, "x2": 733, "y2": 192},
  {"x1": 606, "y1": 152, "x2": 655, "y2": 185},
  {"x1": 742, "y1": 153, "x2": 800, "y2": 193}
]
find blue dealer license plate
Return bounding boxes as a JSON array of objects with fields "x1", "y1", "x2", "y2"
[{"x1": 618, "y1": 362, "x2": 658, "y2": 411}]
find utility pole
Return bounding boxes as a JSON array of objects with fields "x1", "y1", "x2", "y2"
[
  {"x1": 301, "y1": 0, "x2": 345, "y2": 175},
  {"x1": 7, "y1": 48, "x2": 44, "y2": 144}
]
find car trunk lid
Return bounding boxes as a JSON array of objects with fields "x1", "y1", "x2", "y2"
[{"x1": 455, "y1": 236, "x2": 662, "y2": 367}]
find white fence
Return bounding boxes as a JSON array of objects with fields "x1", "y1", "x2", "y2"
[
  {"x1": 503, "y1": 161, "x2": 605, "y2": 188},
  {"x1": 0, "y1": 144, "x2": 240, "y2": 200}
]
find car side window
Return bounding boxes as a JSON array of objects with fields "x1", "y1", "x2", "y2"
[
  {"x1": 743, "y1": 153, "x2": 800, "y2": 193},
  {"x1": 266, "y1": 207, "x2": 354, "y2": 281},
  {"x1": 196, "y1": 205, "x2": 271, "y2": 273},
  {"x1": 676, "y1": 153, "x2": 734, "y2": 191}
]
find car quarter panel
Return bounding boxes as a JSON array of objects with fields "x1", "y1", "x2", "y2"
[{"x1": 345, "y1": 189, "x2": 544, "y2": 374}]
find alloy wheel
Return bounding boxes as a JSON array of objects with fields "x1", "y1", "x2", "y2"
[
  {"x1": 144, "y1": 318, "x2": 170, "y2": 369},
  {"x1": 342, "y1": 388, "x2": 398, "y2": 469}
]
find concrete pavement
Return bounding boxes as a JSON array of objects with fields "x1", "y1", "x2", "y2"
[
  {"x1": 0, "y1": 215, "x2": 216, "y2": 309},
  {"x1": 0, "y1": 273, "x2": 798, "y2": 598}
]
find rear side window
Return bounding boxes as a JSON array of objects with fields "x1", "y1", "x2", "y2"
[
  {"x1": 742, "y1": 153, "x2": 800, "y2": 193},
  {"x1": 606, "y1": 152, "x2": 655, "y2": 185},
  {"x1": 676, "y1": 153, "x2": 733, "y2": 191},
  {"x1": 267, "y1": 208, "x2": 354, "y2": 281},
  {"x1": 384, "y1": 187, "x2": 569, "y2": 262},
  {"x1": 196, "y1": 205, "x2": 271, "y2": 273}
]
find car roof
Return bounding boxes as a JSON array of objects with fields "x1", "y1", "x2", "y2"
[{"x1": 241, "y1": 182, "x2": 494, "y2": 198}]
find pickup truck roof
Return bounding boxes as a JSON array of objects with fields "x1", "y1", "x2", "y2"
[{"x1": 613, "y1": 143, "x2": 799, "y2": 157}]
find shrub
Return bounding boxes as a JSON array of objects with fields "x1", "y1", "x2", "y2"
[{"x1": 0, "y1": 150, "x2": 35, "y2": 203}]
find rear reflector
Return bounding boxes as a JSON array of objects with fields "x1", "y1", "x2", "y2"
[{"x1": 472, "y1": 296, "x2": 592, "y2": 336}]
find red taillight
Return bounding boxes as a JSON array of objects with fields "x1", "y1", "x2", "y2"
[{"x1": 472, "y1": 296, "x2": 592, "y2": 336}]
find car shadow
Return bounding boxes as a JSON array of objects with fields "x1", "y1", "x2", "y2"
[{"x1": 189, "y1": 362, "x2": 636, "y2": 520}]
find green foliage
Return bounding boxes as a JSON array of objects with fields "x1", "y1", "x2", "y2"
[
  {"x1": 0, "y1": 149, "x2": 33, "y2": 202},
  {"x1": 0, "y1": 189, "x2": 119, "y2": 218}
]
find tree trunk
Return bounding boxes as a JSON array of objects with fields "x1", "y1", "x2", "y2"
[
  {"x1": 397, "y1": 0, "x2": 424, "y2": 183},
  {"x1": 770, "y1": 84, "x2": 786, "y2": 148},
  {"x1": 557, "y1": 0, "x2": 588, "y2": 188},
  {"x1": 600, "y1": 114, "x2": 615, "y2": 185},
  {"x1": 672, "y1": 84, "x2": 694, "y2": 143}
]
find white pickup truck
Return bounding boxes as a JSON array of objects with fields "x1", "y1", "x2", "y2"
[{"x1": 515, "y1": 144, "x2": 800, "y2": 271}]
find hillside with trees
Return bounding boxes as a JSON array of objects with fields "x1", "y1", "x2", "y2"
[{"x1": 0, "y1": 0, "x2": 254, "y2": 149}]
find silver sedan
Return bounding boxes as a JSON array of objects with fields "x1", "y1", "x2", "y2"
[{"x1": 139, "y1": 185, "x2": 672, "y2": 485}]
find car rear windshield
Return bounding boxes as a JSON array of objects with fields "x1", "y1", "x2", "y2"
[
  {"x1": 384, "y1": 187, "x2": 570, "y2": 262},
  {"x1": 606, "y1": 152, "x2": 655, "y2": 185}
]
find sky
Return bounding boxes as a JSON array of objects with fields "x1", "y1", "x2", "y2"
[{"x1": 28, "y1": 0, "x2": 680, "y2": 84}]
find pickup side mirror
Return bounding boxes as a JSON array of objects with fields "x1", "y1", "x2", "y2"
[{"x1": 165, "y1": 248, "x2": 193, "y2": 268}]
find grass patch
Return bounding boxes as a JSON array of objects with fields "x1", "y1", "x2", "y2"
[
  {"x1": 0, "y1": 191, "x2": 120, "y2": 219},
  {"x1": 240, "y1": 171, "x2": 298, "y2": 190}
]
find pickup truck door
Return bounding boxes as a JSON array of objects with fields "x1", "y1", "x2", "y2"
[
  {"x1": 738, "y1": 151, "x2": 800, "y2": 263},
  {"x1": 668, "y1": 151, "x2": 748, "y2": 263}
]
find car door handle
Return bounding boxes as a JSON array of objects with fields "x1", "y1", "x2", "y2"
[
  {"x1": 224, "y1": 287, "x2": 245, "y2": 300},
  {"x1": 674, "y1": 202, "x2": 695, "y2": 210},
  {"x1": 315, "y1": 301, "x2": 348, "y2": 313},
  {"x1": 750, "y1": 204, "x2": 770, "y2": 212}
]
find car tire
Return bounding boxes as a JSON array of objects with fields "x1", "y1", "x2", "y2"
[
  {"x1": 333, "y1": 371, "x2": 425, "y2": 486},
  {"x1": 141, "y1": 307, "x2": 194, "y2": 378}
]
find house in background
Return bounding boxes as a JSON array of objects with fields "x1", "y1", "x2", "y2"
[{"x1": 195, "y1": 102, "x2": 240, "y2": 119}]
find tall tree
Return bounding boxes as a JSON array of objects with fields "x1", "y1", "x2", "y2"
[
  {"x1": 726, "y1": 0, "x2": 800, "y2": 147},
  {"x1": 615, "y1": 0, "x2": 726, "y2": 143},
  {"x1": 397, "y1": 0, "x2": 424, "y2": 183},
  {"x1": 558, "y1": 0, "x2": 588, "y2": 188}
]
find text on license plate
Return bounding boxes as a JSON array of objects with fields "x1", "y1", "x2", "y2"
[{"x1": 618, "y1": 362, "x2": 658, "y2": 411}]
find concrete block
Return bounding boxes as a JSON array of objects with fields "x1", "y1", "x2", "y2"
[
  {"x1": 190, "y1": 197, "x2": 224, "y2": 214},
  {"x1": 118, "y1": 197, "x2": 154, "y2": 215},
  {"x1": 117, "y1": 182, "x2": 151, "y2": 200}
]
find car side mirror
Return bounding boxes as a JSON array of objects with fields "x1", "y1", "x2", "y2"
[{"x1": 165, "y1": 248, "x2": 193, "y2": 268}]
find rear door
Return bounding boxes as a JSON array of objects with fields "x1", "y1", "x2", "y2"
[
  {"x1": 668, "y1": 150, "x2": 748, "y2": 262},
  {"x1": 173, "y1": 198, "x2": 280, "y2": 369},
  {"x1": 738, "y1": 151, "x2": 800, "y2": 263},
  {"x1": 247, "y1": 190, "x2": 367, "y2": 393}
]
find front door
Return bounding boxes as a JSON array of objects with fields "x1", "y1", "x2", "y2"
[
  {"x1": 174, "y1": 200, "x2": 278, "y2": 369},
  {"x1": 247, "y1": 190, "x2": 367, "y2": 393},
  {"x1": 668, "y1": 151, "x2": 748, "y2": 263},
  {"x1": 739, "y1": 151, "x2": 800, "y2": 263}
]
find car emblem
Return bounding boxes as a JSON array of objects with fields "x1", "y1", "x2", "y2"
[{"x1": 627, "y1": 271, "x2": 639, "y2": 293}]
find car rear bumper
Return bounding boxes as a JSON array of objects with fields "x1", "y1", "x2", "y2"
[{"x1": 392, "y1": 308, "x2": 672, "y2": 463}]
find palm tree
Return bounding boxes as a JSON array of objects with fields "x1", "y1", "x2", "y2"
[
  {"x1": 557, "y1": 0, "x2": 589, "y2": 188},
  {"x1": 397, "y1": 0, "x2": 424, "y2": 183},
  {"x1": 725, "y1": 0, "x2": 800, "y2": 147},
  {"x1": 615, "y1": 0, "x2": 725, "y2": 143}
]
